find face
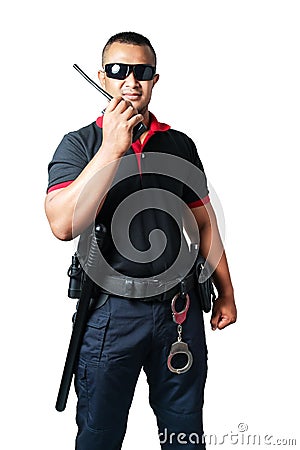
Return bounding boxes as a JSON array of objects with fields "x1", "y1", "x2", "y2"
[{"x1": 98, "y1": 42, "x2": 159, "y2": 116}]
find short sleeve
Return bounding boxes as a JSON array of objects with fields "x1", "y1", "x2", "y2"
[
  {"x1": 47, "y1": 132, "x2": 89, "y2": 193},
  {"x1": 182, "y1": 137, "x2": 210, "y2": 207}
]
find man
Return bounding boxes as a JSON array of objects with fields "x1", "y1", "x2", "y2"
[{"x1": 45, "y1": 32, "x2": 236, "y2": 449}]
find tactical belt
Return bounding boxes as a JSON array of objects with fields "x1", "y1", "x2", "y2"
[{"x1": 92, "y1": 271, "x2": 196, "y2": 306}]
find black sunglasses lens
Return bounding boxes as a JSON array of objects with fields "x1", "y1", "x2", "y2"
[
  {"x1": 134, "y1": 65, "x2": 155, "y2": 81},
  {"x1": 105, "y1": 64, "x2": 155, "y2": 81},
  {"x1": 105, "y1": 63, "x2": 128, "y2": 79}
]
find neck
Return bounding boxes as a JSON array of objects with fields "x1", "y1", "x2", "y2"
[{"x1": 140, "y1": 108, "x2": 150, "y2": 128}]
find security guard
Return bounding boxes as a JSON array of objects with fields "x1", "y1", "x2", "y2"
[{"x1": 45, "y1": 31, "x2": 237, "y2": 450}]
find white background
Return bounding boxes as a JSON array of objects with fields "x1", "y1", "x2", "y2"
[{"x1": 1, "y1": 1, "x2": 299, "y2": 448}]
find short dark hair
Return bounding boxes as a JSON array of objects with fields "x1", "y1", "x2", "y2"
[{"x1": 102, "y1": 31, "x2": 157, "y2": 66}]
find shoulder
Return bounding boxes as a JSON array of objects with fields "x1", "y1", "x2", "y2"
[
  {"x1": 59, "y1": 121, "x2": 103, "y2": 161},
  {"x1": 65, "y1": 121, "x2": 102, "y2": 146},
  {"x1": 161, "y1": 128, "x2": 198, "y2": 160},
  {"x1": 165, "y1": 128, "x2": 192, "y2": 141}
]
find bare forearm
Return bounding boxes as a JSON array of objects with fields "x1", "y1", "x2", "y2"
[
  {"x1": 193, "y1": 203, "x2": 236, "y2": 329},
  {"x1": 199, "y1": 222, "x2": 234, "y2": 296},
  {"x1": 193, "y1": 203, "x2": 234, "y2": 297},
  {"x1": 199, "y1": 219, "x2": 234, "y2": 296}
]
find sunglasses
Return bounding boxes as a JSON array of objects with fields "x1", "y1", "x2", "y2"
[{"x1": 104, "y1": 63, "x2": 156, "y2": 81}]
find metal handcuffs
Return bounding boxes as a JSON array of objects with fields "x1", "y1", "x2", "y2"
[{"x1": 167, "y1": 293, "x2": 193, "y2": 374}]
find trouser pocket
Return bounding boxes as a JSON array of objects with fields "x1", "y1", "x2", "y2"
[{"x1": 78, "y1": 309, "x2": 110, "y2": 366}]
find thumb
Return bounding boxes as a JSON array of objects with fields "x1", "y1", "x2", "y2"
[
  {"x1": 210, "y1": 310, "x2": 221, "y2": 331},
  {"x1": 216, "y1": 315, "x2": 231, "y2": 330}
]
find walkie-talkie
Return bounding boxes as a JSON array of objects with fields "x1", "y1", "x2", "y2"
[{"x1": 73, "y1": 64, "x2": 147, "y2": 142}]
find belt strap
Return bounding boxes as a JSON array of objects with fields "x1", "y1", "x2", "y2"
[{"x1": 94, "y1": 272, "x2": 195, "y2": 303}]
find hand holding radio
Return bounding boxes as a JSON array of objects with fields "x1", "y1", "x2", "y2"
[{"x1": 102, "y1": 96, "x2": 144, "y2": 156}]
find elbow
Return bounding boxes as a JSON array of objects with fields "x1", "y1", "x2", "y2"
[
  {"x1": 45, "y1": 211, "x2": 82, "y2": 240},
  {"x1": 45, "y1": 197, "x2": 74, "y2": 241},
  {"x1": 54, "y1": 231, "x2": 73, "y2": 242},
  {"x1": 46, "y1": 211, "x2": 74, "y2": 240},
  {"x1": 49, "y1": 221, "x2": 73, "y2": 241}
]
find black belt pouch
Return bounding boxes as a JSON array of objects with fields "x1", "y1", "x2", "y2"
[{"x1": 195, "y1": 255, "x2": 216, "y2": 313}]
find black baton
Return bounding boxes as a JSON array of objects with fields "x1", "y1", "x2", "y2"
[{"x1": 55, "y1": 224, "x2": 106, "y2": 412}]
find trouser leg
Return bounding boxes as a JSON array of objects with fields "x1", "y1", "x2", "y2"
[
  {"x1": 143, "y1": 290, "x2": 208, "y2": 449},
  {"x1": 75, "y1": 361, "x2": 141, "y2": 449},
  {"x1": 74, "y1": 296, "x2": 152, "y2": 450}
]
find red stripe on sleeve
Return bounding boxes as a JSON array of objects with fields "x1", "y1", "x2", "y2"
[
  {"x1": 188, "y1": 195, "x2": 210, "y2": 209},
  {"x1": 47, "y1": 180, "x2": 73, "y2": 193}
]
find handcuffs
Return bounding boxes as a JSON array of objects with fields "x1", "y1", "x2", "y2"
[{"x1": 167, "y1": 293, "x2": 193, "y2": 375}]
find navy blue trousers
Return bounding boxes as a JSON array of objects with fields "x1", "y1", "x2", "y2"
[{"x1": 74, "y1": 290, "x2": 207, "y2": 449}]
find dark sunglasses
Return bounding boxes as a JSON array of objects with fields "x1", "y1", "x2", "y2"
[{"x1": 104, "y1": 63, "x2": 156, "y2": 81}]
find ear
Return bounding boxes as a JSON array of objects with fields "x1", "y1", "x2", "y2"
[
  {"x1": 98, "y1": 70, "x2": 106, "y2": 89},
  {"x1": 152, "y1": 73, "x2": 159, "y2": 87}
]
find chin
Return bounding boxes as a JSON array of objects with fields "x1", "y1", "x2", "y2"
[{"x1": 137, "y1": 104, "x2": 148, "y2": 115}]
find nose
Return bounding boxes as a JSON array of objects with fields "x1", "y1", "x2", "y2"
[{"x1": 124, "y1": 70, "x2": 140, "y2": 87}]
